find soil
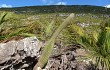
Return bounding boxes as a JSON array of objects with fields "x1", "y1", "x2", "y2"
[
  {"x1": 45, "y1": 44, "x2": 96, "y2": 70},
  {"x1": 0, "y1": 36, "x2": 25, "y2": 43}
]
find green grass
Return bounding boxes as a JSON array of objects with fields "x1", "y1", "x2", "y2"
[
  {"x1": 0, "y1": 11, "x2": 110, "y2": 69},
  {"x1": 0, "y1": 11, "x2": 110, "y2": 43},
  {"x1": 0, "y1": 11, "x2": 109, "y2": 43}
]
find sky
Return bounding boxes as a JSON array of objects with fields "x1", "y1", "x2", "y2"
[{"x1": 0, "y1": 0, "x2": 110, "y2": 8}]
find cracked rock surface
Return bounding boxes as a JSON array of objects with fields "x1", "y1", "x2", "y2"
[{"x1": 0, "y1": 36, "x2": 43, "y2": 70}]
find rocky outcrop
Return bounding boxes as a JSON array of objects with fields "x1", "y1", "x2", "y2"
[
  {"x1": 0, "y1": 37, "x2": 96, "y2": 70},
  {"x1": 0, "y1": 36, "x2": 43, "y2": 70}
]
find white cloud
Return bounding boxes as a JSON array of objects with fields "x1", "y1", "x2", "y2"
[
  {"x1": 0, "y1": 4, "x2": 12, "y2": 8},
  {"x1": 105, "y1": 4, "x2": 110, "y2": 8},
  {"x1": 55, "y1": 2, "x2": 67, "y2": 5}
]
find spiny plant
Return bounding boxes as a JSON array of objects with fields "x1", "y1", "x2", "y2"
[
  {"x1": 72, "y1": 19, "x2": 110, "y2": 70},
  {"x1": 33, "y1": 13, "x2": 75, "y2": 70},
  {"x1": 45, "y1": 19, "x2": 55, "y2": 38}
]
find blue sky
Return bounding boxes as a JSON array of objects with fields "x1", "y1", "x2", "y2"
[{"x1": 0, "y1": 0, "x2": 110, "y2": 8}]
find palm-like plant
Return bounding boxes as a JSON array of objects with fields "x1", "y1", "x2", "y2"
[
  {"x1": 74, "y1": 20, "x2": 110, "y2": 70},
  {"x1": 0, "y1": 12, "x2": 8, "y2": 40},
  {"x1": 0, "y1": 12, "x2": 7, "y2": 31},
  {"x1": 0, "y1": 12, "x2": 36, "y2": 41}
]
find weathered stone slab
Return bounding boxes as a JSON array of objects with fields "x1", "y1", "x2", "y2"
[{"x1": 0, "y1": 36, "x2": 42, "y2": 64}]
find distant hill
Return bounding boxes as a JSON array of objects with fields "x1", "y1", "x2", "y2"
[{"x1": 0, "y1": 5, "x2": 110, "y2": 14}]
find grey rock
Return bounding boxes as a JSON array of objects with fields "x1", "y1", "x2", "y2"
[{"x1": 0, "y1": 36, "x2": 43, "y2": 69}]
